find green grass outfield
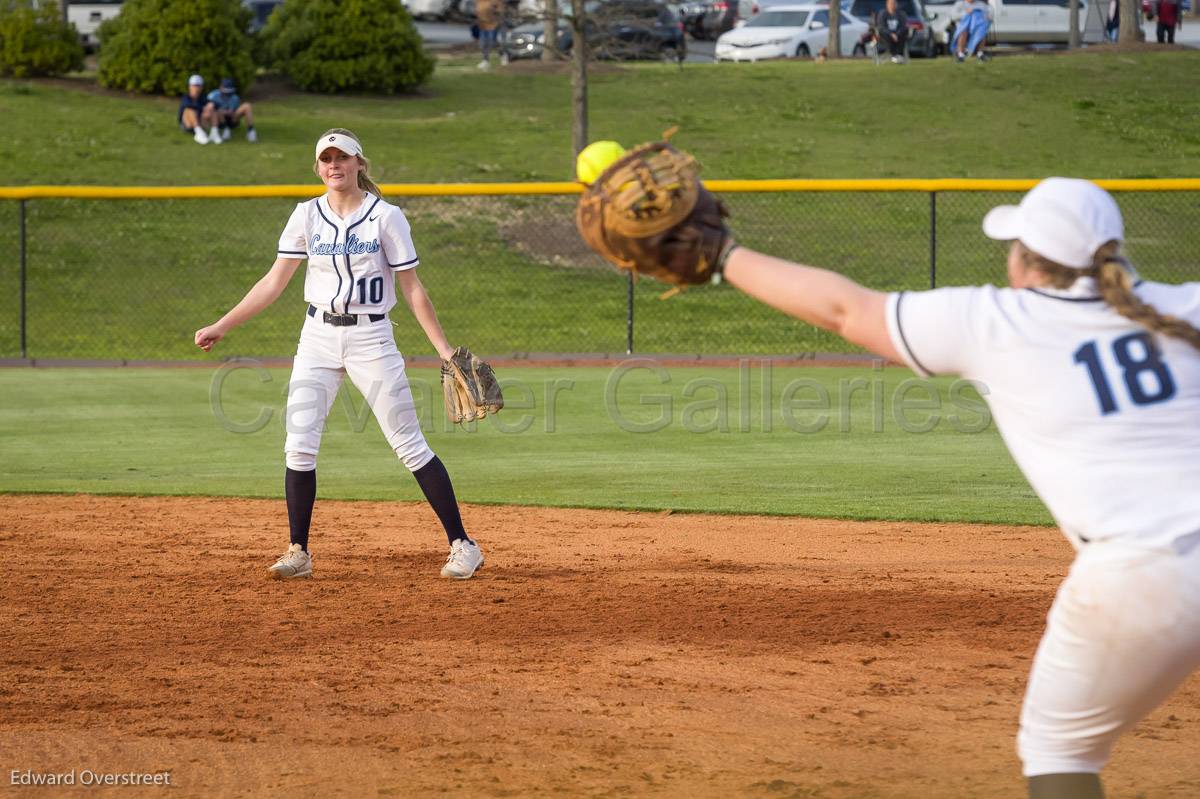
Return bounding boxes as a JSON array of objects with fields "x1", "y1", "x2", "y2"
[
  {"x1": 6, "y1": 51, "x2": 1200, "y2": 183},
  {"x1": 0, "y1": 365, "x2": 1052, "y2": 525},
  {"x1": 3, "y1": 53, "x2": 1200, "y2": 360}
]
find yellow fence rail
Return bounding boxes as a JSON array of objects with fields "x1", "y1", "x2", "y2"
[{"x1": 3, "y1": 178, "x2": 1200, "y2": 200}]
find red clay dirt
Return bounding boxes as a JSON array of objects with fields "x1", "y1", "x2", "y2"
[{"x1": 1, "y1": 494, "x2": 1197, "y2": 798}]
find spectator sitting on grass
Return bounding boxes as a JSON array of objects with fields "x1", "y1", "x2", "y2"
[
  {"x1": 178, "y1": 75, "x2": 216, "y2": 145},
  {"x1": 953, "y1": 0, "x2": 992, "y2": 61},
  {"x1": 205, "y1": 78, "x2": 257, "y2": 143}
]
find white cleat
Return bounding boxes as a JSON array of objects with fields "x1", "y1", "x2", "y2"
[
  {"x1": 441, "y1": 539, "x2": 484, "y2": 579},
  {"x1": 193, "y1": 127, "x2": 209, "y2": 144},
  {"x1": 221, "y1": 126, "x2": 232, "y2": 141},
  {"x1": 246, "y1": 128, "x2": 258, "y2": 143},
  {"x1": 268, "y1": 543, "x2": 312, "y2": 579},
  {"x1": 208, "y1": 126, "x2": 223, "y2": 144},
  {"x1": 476, "y1": 59, "x2": 490, "y2": 70}
]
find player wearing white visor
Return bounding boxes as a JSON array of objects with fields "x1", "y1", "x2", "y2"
[{"x1": 195, "y1": 129, "x2": 486, "y2": 581}]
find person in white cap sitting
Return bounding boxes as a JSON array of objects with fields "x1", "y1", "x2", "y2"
[{"x1": 177, "y1": 74, "x2": 217, "y2": 144}]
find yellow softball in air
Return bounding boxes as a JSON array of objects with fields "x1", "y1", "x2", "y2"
[{"x1": 576, "y1": 140, "x2": 627, "y2": 185}]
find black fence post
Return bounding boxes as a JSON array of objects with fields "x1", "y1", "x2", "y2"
[
  {"x1": 19, "y1": 199, "x2": 27, "y2": 359},
  {"x1": 626, "y1": 270, "x2": 634, "y2": 354},
  {"x1": 929, "y1": 191, "x2": 937, "y2": 289}
]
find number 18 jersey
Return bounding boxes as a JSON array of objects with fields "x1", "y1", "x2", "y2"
[
  {"x1": 277, "y1": 192, "x2": 419, "y2": 315},
  {"x1": 886, "y1": 278, "x2": 1200, "y2": 550}
]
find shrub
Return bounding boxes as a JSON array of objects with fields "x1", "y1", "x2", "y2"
[
  {"x1": 97, "y1": 0, "x2": 255, "y2": 95},
  {"x1": 261, "y1": 0, "x2": 433, "y2": 94},
  {"x1": 0, "y1": 1, "x2": 85, "y2": 78}
]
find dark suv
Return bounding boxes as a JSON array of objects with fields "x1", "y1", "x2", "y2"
[
  {"x1": 848, "y1": 0, "x2": 936, "y2": 58},
  {"x1": 505, "y1": 0, "x2": 687, "y2": 60}
]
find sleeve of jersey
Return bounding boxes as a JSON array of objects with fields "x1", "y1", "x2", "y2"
[
  {"x1": 276, "y1": 204, "x2": 308, "y2": 260},
  {"x1": 381, "y1": 209, "x2": 420, "y2": 271},
  {"x1": 885, "y1": 287, "x2": 982, "y2": 378}
]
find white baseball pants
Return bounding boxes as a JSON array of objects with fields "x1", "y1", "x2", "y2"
[
  {"x1": 1018, "y1": 533, "x2": 1200, "y2": 776},
  {"x1": 283, "y1": 311, "x2": 434, "y2": 473}
]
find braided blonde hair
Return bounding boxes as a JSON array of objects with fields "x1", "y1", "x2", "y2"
[
  {"x1": 1019, "y1": 241, "x2": 1200, "y2": 351},
  {"x1": 313, "y1": 128, "x2": 384, "y2": 199}
]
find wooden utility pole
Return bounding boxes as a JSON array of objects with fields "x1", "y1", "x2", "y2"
[
  {"x1": 542, "y1": 0, "x2": 558, "y2": 61},
  {"x1": 570, "y1": 0, "x2": 588, "y2": 158},
  {"x1": 1069, "y1": 0, "x2": 1081, "y2": 47}
]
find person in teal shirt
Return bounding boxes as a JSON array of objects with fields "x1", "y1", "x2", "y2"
[{"x1": 204, "y1": 77, "x2": 257, "y2": 143}]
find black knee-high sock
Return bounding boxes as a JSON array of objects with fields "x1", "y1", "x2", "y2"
[
  {"x1": 412, "y1": 456, "x2": 469, "y2": 544},
  {"x1": 285, "y1": 468, "x2": 316, "y2": 552}
]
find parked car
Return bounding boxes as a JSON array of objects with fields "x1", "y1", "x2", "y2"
[
  {"x1": 692, "y1": 0, "x2": 756, "y2": 38},
  {"x1": 505, "y1": 0, "x2": 687, "y2": 60},
  {"x1": 984, "y1": 0, "x2": 1091, "y2": 43},
  {"x1": 847, "y1": 0, "x2": 937, "y2": 57},
  {"x1": 921, "y1": 0, "x2": 956, "y2": 52},
  {"x1": 714, "y1": 4, "x2": 868, "y2": 59}
]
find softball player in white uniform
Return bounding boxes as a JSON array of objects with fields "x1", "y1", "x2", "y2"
[
  {"x1": 717, "y1": 178, "x2": 1200, "y2": 798},
  {"x1": 195, "y1": 128, "x2": 485, "y2": 581}
]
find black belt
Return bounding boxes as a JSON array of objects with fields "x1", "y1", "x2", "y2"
[{"x1": 308, "y1": 304, "x2": 385, "y2": 326}]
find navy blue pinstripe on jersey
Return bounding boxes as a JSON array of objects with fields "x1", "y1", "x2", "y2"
[
  {"x1": 343, "y1": 196, "x2": 381, "y2": 313},
  {"x1": 314, "y1": 198, "x2": 341, "y2": 314}
]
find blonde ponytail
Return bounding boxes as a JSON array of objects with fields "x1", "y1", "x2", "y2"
[
  {"x1": 1020, "y1": 241, "x2": 1200, "y2": 352},
  {"x1": 313, "y1": 127, "x2": 385, "y2": 199}
]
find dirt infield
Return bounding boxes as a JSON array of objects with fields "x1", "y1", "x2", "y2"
[{"x1": 3, "y1": 495, "x2": 1198, "y2": 798}]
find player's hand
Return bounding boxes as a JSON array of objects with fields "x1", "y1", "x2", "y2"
[{"x1": 195, "y1": 324, "x2": 225, "y2": 352}]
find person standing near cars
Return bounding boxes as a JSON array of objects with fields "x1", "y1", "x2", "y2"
[
  {"x1": 875, "y1": 0, "x2": 910, "y2": 62},
  {"x1": 1153, "y1": 0, "x2": 1182, "y2": 43},
  {"x1": 476, "y1": 0, "x2": 505, "y2": 69}
]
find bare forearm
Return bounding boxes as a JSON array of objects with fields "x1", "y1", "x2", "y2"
[
  {"x1": 409, "y1": 291, "x2": 454, "y2": 360},
  {"x1": 216, "y1": 274, "x2": 288, "y2": 332},
  {"x1": 722, "y1": 247, "x2": 901, "y2": 361}
]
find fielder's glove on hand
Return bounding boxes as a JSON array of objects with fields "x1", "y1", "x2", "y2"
[
  {"x1": 441, "y1": 347, "x2": 504, "y2": 424},
  {"x1": 575, "y1": 140, "x2": 736, "y2": 288}
]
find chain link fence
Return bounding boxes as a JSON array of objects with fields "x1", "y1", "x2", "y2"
[{"x1": 1, "y1": 185, "x2": 1197, "y2": 361}]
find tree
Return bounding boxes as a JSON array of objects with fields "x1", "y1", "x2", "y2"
[
  {"x1": 570, "y1": 0, "x2": 588, "y2": 158},
  {"x1": 97, "y1": 0, "x2": 254, "y2": 94},
  {"x1": 261, "y1": 0, "x2": 432, "y2": 93},
  {"x1": 0, "y1": 0, "x2": 84, "y2": 78},
  {"x1": 1118, "y1": 0, "x2": 1141, "y2": 41},
  {"x1": 542, "y1": 0, "x2": 559, "y2": 60},
  {"x1": 827, "y1": 5, "x2": 841, "y2": 59}
]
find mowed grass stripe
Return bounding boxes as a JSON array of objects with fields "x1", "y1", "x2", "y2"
[{"x1": 0, "y1": 366, "x2": 1049, "y2": 524}]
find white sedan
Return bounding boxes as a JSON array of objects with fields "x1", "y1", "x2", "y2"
[{"x1": 714, "y1": 4, "x2": 868, "y2": 60}]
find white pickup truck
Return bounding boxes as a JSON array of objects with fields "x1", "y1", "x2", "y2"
[{"x1": 924, "y1": 0, "x2": 1094, "y2": 51}]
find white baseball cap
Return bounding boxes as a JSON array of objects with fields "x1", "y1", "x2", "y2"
[
  {"x1": 315, "y1": 132, "x2": 364, "y2": 161},
  {"x1": 188, "y1": 74, "x2": 204, "y2": 86},
  {"x1": 982, "y1": 177, "x2": 1124, "y2": 269}
]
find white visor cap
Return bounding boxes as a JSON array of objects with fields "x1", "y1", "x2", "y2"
[
  {"x1": 315, "y1": 133, "x2": 364, "y2": 162},
  {"x1": 982, "y1": 177, "x2": 1124, "y2": 268}
]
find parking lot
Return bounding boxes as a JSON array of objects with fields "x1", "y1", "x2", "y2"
[{"x1": 416, "y1": 14, "x2": 1198, "y2": 62}]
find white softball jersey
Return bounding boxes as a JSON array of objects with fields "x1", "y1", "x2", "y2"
[
  {"x1": 886, "y1": 278, "x2": 1200, "y2": 551},
  {"x1": 276, "y1": 192, "x2": 434, "y2": 473},
  {"x1": 277, "y1": 193, "x2": 419, "y2": 314},
  {"x1": 889, "y1": 278, "x2": 1200, "y2": 777}
]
